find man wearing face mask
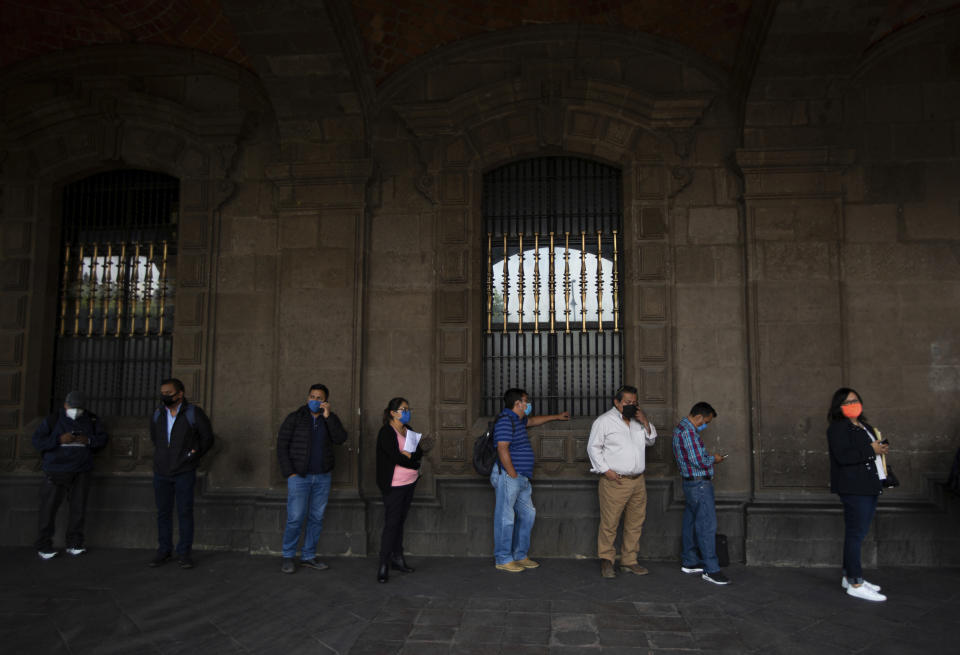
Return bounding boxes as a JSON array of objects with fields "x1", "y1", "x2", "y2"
[
  {"x1": 148, "y1": 378, "x2": 214, "y2": 569},
  {"x1": 31, "y1": 391, "x2": 108, "y2": 559},
  {"x1": 276, "y1": 383, "x2": 348, "y2": 574},
  {"x1": 671, "y1": 401, "x2": 729, "y2": 585},
  {"x1": 587, "y1": 385, "x2": 657, "y2": 578},
  {"x1": 491, "y1": 388, "x2": 570, "y2": 572}
]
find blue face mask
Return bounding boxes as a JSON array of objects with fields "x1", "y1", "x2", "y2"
[
  {"x1": 524, "y1": 403, "x2": 532, "y2": 416},
  {"x1": 399, "y1": 409, "x2": 411, "y2": 424},
  {"x1": 696, "y1": 422, "x2": 707, "y2": 433},
  {"x1": 308, "y1": 399, "x2": 324, "y2": 413}
]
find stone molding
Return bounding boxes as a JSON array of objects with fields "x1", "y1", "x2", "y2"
[
  {"x1": 736, "y1": 147, "x2": 857, "y2": 199},
  {"x1": 376, "y1": 24, "x2": 730, "y2": 102}
]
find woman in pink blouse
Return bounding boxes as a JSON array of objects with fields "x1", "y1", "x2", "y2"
[{"x1": 375, "y1": 397, "x2": 423, "y2": 583}]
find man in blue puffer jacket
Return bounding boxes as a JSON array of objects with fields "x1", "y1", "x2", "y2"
[{"x1": 31, "y1": 390, "x2": 108, "y2": 559}]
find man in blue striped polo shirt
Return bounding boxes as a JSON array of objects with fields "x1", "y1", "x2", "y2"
[{"x1": 491, "y1": 388, "x2": 569, "y2": 572}]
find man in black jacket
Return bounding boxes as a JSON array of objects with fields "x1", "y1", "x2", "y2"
[
  {"x1": 276, "y1": 383, "x2": 348, "y2": 574},
  {"x1": 148, "y1": 378, "x2": 214, "y2": 569},
  {"x1": 31, "y1": 390, "x2": 108, "y2": 559}
]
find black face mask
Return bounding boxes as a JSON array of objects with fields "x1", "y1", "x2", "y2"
[
  {"x1": 621, "y1": 404, "x2": 638, "y2": 420},
  {"x1": 161, "y1": 394, "x2": 179, "y2": 407}
]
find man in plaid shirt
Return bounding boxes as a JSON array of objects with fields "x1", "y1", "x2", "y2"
[{"x1": 671, "y1": 401, "x2": 730, "y2": 585}]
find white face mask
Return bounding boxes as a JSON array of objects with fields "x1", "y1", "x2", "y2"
[{"x1": 66, "y1": 408, "x2": 82, "y2": 420}]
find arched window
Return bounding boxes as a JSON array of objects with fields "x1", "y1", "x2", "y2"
[
  {"x1": 52, "y1": 170, "x2": 178, "y2": 416},
  {"x1": 482, "y1": 157, "x2": 623, "y2": 416}
]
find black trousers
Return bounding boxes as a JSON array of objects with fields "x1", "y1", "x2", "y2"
[
  {"x1": 379, "y1": 481, "x2": 416, "y2": 563},
  {"x1": 36, "y1": 470, "x2": 91, "y2": 551},
  {"x1": 154, "y1": 470, "x2": 196, "y2": 556}
]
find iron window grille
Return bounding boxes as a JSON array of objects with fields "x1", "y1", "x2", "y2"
[
  {"x1": 52, "y1": 170, "x2": 179, "y2": 417},
  {"x1": 482, "y1": 157, "x2": 624, "y2": 417}
]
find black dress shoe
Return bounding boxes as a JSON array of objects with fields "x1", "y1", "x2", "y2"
[
  {"x1": 377, "y1": 562, "x2": 389, "y2": 583},
  {"x1": 390, "y1": 555, "x2": 414, "y2": 573},
  {"x1": 148, "y1": 551, "x2": 171, "y2": 567},
  {"x1": 178, "y1": 554, "x2": 194, "y2": 569}
]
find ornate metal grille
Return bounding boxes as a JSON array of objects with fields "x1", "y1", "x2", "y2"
[
  {"x1": 482, "y1": 158, "x2": 623, "y2": 417},
  {"x1": 52, "y1": 170, "x2": 178, "y2": 416}
]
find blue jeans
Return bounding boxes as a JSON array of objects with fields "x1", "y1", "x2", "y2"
[
  {"x1": 839, "y1": 493, "x2": 878, "y2": 584},
  {"x1": 681, "y1": 478, "x2": 719, "y2": 574},
  {"x1": 282, "y1": 472, "x2": 332, "y2": 560},
  {"x1": 491, "y1": 468, "x2": 536, "y2": 565},
  {"x1": 154, "y1": 470, "x2": 196, "y2": 556}
]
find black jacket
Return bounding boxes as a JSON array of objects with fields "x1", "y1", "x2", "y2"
[
  {"x1": 827, "y1": 419, "x2": 883, "y2": 496},
  {"x1": 276, "y1": 406, "x2": 348, "y2": 478},
  {"x1": 150, "y1": 401, "x2": 215, "y2": 476},
  {"x1": 375, "y1": 423, "x2": 423, "y2": 495},
  {"x1": 32, "y1": 409, "x2": 108, "y2": 472}
]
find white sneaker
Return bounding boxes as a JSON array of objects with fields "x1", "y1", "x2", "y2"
[
  {"x1": 846, "y1": 584, "x2": 886, "y2": 602},
  {"x1": 841, "y1": 577, "x2": 880, "y2": 592},
  {"x1": 66, "y1": 547, "x2": 86, "y2": 556},
  {"x1": 681, "y1": 566, "x2": 704, "y2": 574},
  {"x1": 37, "y1": 550, "x2": 58, "y2": 560}
]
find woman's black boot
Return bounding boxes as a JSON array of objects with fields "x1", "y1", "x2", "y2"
[
  {"x1": 377, "y1": 561, "x2": 389, "y2": 583},
  {"x1": 390, "y1": 553, "x2": 414, "y2": 573}
]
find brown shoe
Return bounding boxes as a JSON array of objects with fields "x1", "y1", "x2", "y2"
[
  {"x1": 514, "y1": 558, "x2": 540, "y2": 569},
  {"x1": 621, "y1": 563, "x2": 649, "y2": 576},
  {"x1": 600, "y1": 559, "x2": 616, "y2": 578},
  {"x1": 495, "y1": 561, "x2": 525, "y2": 573}
]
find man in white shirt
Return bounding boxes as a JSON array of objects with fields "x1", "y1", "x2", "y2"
[{"x1": 587, "y1": 385, "x2": 657, "y2": 578}]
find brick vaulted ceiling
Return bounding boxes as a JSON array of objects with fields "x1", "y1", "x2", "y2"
[
  {"x1": 0, "y1": 0, "x2": 249, "y2": 70},
  {"x1": 0, "y1": 0, "x2": 957, "y2": 82},
  {"x1": 352, "y1": 0, "x2": 754, "y2": 82}
]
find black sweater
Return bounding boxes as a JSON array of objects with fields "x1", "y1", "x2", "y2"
[
  {"x1": 375, "y1": 423, "x2": 423, "y2": 495},
  {"x1": 827, "y1": 419, "x2": 883, "y2": 496},
  {"x1": 277, "y1": 406, "x2": 348, "y2": 478}
]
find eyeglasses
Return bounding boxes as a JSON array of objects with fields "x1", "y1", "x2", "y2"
[{"x1": 841, "y1": 399, "x2": 860, "y2": 405}]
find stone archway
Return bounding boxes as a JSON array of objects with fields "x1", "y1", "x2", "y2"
[
  {"x1": 360, "y1": 26, "x2": 742, "y2": 557},
  {"x1": 0, "y1": 45, "x2": 271, "y2": 479}
]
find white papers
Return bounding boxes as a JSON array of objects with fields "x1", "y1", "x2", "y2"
[{"x1": 403, "y1": 430, "x2": 422, "y2": 453}]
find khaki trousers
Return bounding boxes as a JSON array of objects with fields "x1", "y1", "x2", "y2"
[{"x1": 597, "y1": 474, "x2": 647, "y2": 565}]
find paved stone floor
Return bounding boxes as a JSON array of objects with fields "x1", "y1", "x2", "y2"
[{"x1": 0, "y1": 548, "x2": 957, "y2": 654}]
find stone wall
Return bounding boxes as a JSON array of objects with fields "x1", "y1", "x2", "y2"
[
  {"x1": 738, "y1": 2, "x2": 960, "y2": 563},
  {"x1": 1, "y1": 4, "x2": 958, "y2": 566}
]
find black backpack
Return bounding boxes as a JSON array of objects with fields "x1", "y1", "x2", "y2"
[
  {"x1": 472, "y1": 414, "x2": 516, "y2": 476},
  {"x1": 948, "y1": 447, "x2": 960, "y2": 497}
]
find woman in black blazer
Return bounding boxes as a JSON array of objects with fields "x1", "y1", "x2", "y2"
[
  {"x1": 826, "y1": 387, "x2": 890, "y2": 602},
  {"x1": 375, "y1": 397, "x2": 424, "y2": 583}
]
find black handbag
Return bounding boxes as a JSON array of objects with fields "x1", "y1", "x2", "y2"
[
  {"x1": 715, "y1": 533, "x2": 730, "y2": 567},
  {"x1": 876, "y1": 430, "x2": 899, "y2": 488},
  {"x1": 882, "y1": 461, "x2": 900, "y2": 488}
]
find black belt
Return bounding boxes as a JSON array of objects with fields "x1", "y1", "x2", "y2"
[{"x1": 683, "y1": 476, "x2": 711, "y2": 482}]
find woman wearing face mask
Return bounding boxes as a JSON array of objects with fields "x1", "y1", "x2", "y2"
[
  {"x1": 375, "y1": 397, "x2": 423, "y2": 583},
  {"x1": 827, "y1": 388, "x2": 890, "y2": 602}
]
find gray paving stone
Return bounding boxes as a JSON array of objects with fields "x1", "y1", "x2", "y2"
[
  {"x1": 408, "y1": 624, "x2": 457, "y2": 641},
  {"x1": 0, "y1": 548, "x2": 956, "y2": 655},
  {"x1": 598, "y1": 628, "x2": 650, "y2": 648},
  {"x1": 454, "y1": 624, "x2": 504, "y2": 644},
  {"x1": 645, "y1": 630, "x2": 697, "y2": 649},
  {"x1": 504, "y1": 611, "x2": 552, "y2": 628},
  {"x1": 550, "y1": 628, "x2": 599, "y2": 646}
]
